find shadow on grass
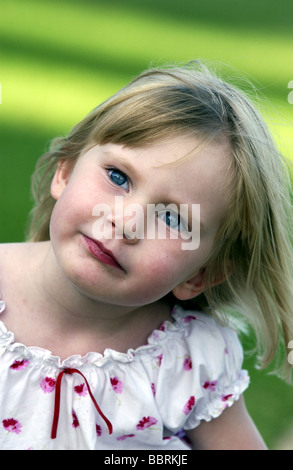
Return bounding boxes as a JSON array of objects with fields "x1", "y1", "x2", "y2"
[{"x1": 79, "y1": 0, "x2": 293, "y2": 36}]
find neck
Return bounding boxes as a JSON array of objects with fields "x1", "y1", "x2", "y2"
[{"x1": 29, "y1": 242, "x2": 170, "y2": 341}]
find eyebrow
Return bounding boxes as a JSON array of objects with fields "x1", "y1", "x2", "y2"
[{"x1": 102, "y1": 148, "x2": 204, "y2": 232}]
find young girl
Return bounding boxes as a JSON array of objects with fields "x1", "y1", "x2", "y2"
[{"x1": 0, "y1": 61, "x2": 292, "y2": 450}]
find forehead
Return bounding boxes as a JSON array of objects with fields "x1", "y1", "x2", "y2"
[{"x1": 102, "y1": 136, "x2": 231, "y2": 200}]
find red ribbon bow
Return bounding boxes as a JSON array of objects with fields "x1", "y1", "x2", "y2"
[{"x1": 51, "y1": 367, "x2": 113, "y2": 439}]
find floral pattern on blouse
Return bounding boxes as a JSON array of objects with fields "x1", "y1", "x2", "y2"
[
  {"x1": 0, "y1": 302, "x2": 249, "y2": 450},
  {"x1": 2, "y1": 418, "x2": 22, "y2": 435}
]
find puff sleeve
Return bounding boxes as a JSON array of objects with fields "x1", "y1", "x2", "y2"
[{"x1": 153, "y1": 307, "x2": 250, "y2": 432}]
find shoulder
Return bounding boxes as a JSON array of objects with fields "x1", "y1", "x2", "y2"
[
  {"x1": 0, "y1": 242, "x2": 31, "y2": 279},
  {"x1": 155, "y1": 304, "x2": 248, "y2": 388},
  {"x1": 0, "y1": 243, "x2": 20, "y2": 279},
  {"x1": 0, "y1": 241, "x2": 30, "y2": 259},
  {"x1": 0, "y1": 242, "x2": 47, "y2": 297},
  {"x1": 0, "y1": 241, "x2": 47, "y2": 267},
  {"x1": 153, "y1": 306, "x2": 249, "y2": 432},
  {"x1": 0, "y1": 243, "x2": 28, "y2": 308},
  {"x1": 169, "y1": 305, "x2": 244, "y2": 364}
]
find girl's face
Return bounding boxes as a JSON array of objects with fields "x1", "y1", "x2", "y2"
[{"x1": 50, "y1": 135, "x2": 231, "y2": 307}]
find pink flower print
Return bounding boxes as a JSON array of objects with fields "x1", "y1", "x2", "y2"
[
  {"x1": 110, "y1": 377, "x2": 123, "y2": 394},
  {"x1": 222, "y1": 393, "x2": 233, "y2": 402},
  {"x1": 72, "y1": 410, "x2": 79, "y2": 429},
  {"x1": 156, "y1": 354, "x2": 163, "y2": 367},
  {"x1": 152, "y1": 331, "x2": 159, "y2": 340},
  {"x1": 116, "y1": 434, "x2": 135, "y2": 441},
  {"x1": 225, "y1": 347, "x2": 229, "y2": 354},
  {"x1": 96, "y1": 424, "x2": 102, "y2": 436},
  {"x1": 40, "y1": 376, "x2": 56, "y2": 393},
  {"x1": 136, "y1": 416, "x2": 158, "y2": 431},
  {"x1": 74, "y1": 383, "x2": 88, "y2": 397},
  {"x1": 183, "y1": 396, "x2": 195, "y2": 415},
  {"x1": 151, "y1": 382, "x2": 156, "y2": 396},
  {"x1": 184, "y1": 315, "x2": 197, "y2": 322},
  {"x1": 10, "y1": 359, "x2": 29, "y2": 371},
  {"x1": 158, "y1": 322, "x2": 166, "y2": 331},
  {"x1": 2, "y1": 418, "x2": 22, "y2": 434},
  {"x1": 203, "y1": 380, "x2": 218, "y2": 391},
  {"x1": 183, "y1": 355, "x2": 192, "y2": 370}
]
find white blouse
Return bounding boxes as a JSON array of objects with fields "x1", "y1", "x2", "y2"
[{"x1": 0, "y1": 296, "x2": 249, "y2": 450}]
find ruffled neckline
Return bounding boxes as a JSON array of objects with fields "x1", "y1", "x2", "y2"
[{"x1": 0, "y1": 295, "x2": 197, "y2": 369}]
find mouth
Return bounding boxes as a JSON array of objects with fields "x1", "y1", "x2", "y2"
[{"x1": 83, "y1": 235, "x2": 124, "y2": 271}]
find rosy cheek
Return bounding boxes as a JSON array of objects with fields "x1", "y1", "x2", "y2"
[{"x1": 140, "y1": 252, "x2": 179, "y2": 286}]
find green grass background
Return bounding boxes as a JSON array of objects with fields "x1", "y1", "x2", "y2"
[{"x1": 0, "y1": 0, "x2": 292, "y2": 449}]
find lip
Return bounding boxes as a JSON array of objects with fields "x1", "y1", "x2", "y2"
[{"x1": 83, "y1": 235, "x2": 124, "y2": 271}]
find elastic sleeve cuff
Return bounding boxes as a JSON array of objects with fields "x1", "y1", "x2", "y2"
[{"x1": 183, "y1": 370, "x2": 250, "y2": 430}]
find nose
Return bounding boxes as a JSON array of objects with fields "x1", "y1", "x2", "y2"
[{"x1": 110, "y1": 198, "x2": 145, "y2": 244}]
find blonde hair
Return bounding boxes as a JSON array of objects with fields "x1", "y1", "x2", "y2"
[{"x1": 27, "y1": 61, "x2": 293, "y2": 378}]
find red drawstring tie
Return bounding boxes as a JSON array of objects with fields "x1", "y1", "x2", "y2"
[{"x1": 51, "y1": 367, "x2": 113, "y2": 439}]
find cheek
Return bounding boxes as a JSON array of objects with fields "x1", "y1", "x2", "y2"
[
  {"x1": 138, "y1": 247, "x2": 187, "y2": 288},
  {"x1": 140, "y1": 240, "x2": 210, "y2": 288},
  {"x1": 49, "y1": 188, "x2": 84, "y2": 239}
]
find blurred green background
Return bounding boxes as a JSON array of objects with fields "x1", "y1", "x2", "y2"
[{"x1": 1, "y1": 0, "x2": 293, "y2": 449}]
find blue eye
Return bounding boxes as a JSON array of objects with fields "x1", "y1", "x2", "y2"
[
  {"x1": 165, "y1": 211, "x2": 180, "y2": 228},
  {"x1": 159, "y1": 210, "x2": 188, "y2": 233},
  {"x1": 108, "y1": 169, "x2": 129, "y2": 191}
]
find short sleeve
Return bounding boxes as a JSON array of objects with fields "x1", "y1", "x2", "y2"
[{"x1": 154, "y1": 308, "x2": 250, "y2": 432}]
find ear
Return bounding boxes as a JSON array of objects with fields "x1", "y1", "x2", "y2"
[
  {"x1": 172, "y1": 268, "x2": 226, "y2": 301},
  {"x1": 50, "y1": 160, "x2": 73, "y2": 200}
]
